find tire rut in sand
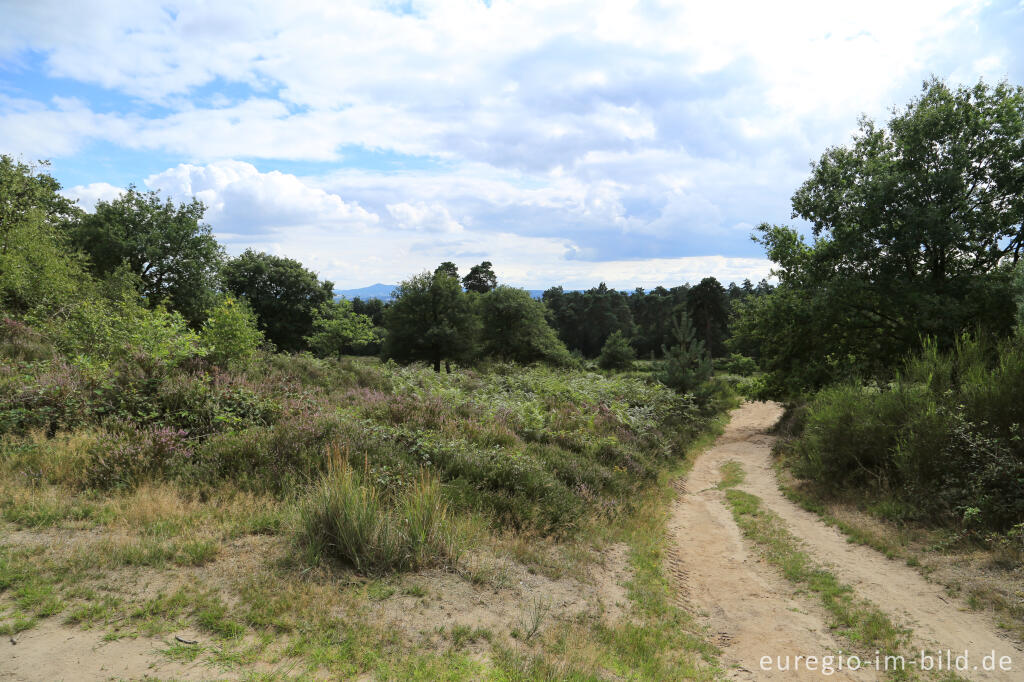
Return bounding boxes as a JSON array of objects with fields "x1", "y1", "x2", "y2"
[{"x1": 670, "y1": 401, "x2": 1022, "y2": 681}]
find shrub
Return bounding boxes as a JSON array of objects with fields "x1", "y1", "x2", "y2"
[
  {"x1": 0, "y1": 318, "x2": 54, "y2": 362},
  {"x1": 714, "y1": 353, "x2": 758, "y2": 376},
  {"x1": 788, "y1": 334, "x2": 1024, "y2": 530},
  {"x1": 86, "y1": 424, "x2": 194, "y2": 489},
  {"x1": 295, "y1": 459, "x2": 459, "y2": 574},
  {"x1": 183, "y1": 409, "x2": 342, "y2": 492},
  {"x1": 33, "y1": 292, "x2": 203, "y2": 368},
  {"x1": 597, "y1": 331, "x2": 635, "y2": 370},
  {"x1": 202, "y1": 297, "x2": 265, "y2": 366}
]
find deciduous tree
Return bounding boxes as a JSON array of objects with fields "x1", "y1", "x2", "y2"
[
  {"x1": 383, "y1": 271, "x2": 479, "y2": 372},
  {"x1": 71, "y1": 187, "x2": 223, "y2": 326},
  {"x1": 478, "y1": 285, "x2": 571, "y2": 364},
  {"x1": 222, "y1": 250, "x2": 334, "y2": 352}
]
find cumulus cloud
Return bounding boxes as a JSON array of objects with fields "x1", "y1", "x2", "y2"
[
  {"x1": 5, "y1": 0, "x2": 1020, "y2": 286},
  {"x1": 63, "y1": 161, "x2": 773, "y2": 288},
  {"x1": 387, "y1": 202, "x2": 464, "y2": 233},
  {"x1": 143, "y1": 161, "x2": 378, "y2": 235},
  {"x1": 62, "y1": 181, "x2": 124, "y2": 211}
]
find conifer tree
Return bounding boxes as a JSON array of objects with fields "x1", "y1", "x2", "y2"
[{"x1": 658, "y1": 310, "x2": 712, "y2": 394}]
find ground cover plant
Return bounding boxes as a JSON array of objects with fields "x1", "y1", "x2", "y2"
[{"x1": 0, "y1": 314, "x2": 729, "y2": 677}]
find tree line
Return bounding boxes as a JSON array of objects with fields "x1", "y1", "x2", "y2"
[{"x1": 0, "y1": 157, "x2": 772, "y2": 382}]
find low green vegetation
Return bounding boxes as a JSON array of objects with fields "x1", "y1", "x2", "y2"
[
  {"x1": 296, "y1": 461, "x2": 460, "y2": 574},
  {"x1": 781, "y1": 335, "x2": 1024, "y2": 534}
]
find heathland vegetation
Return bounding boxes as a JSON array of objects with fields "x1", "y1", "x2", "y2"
[
  {"x1": 0, "y1": 151, "x2": 745, "y2": 677},
  {"x1": 3, "y1": 75, "x2": 1024, "y2": 677}
]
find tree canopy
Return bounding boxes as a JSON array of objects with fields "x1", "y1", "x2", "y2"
[
  {"x1": 477, "y1": 285, "x2": 571, "y2": 365},
  {"x1": 0, "y1": 156, "x2": 90, "y2": 315},
  {"x1": 382, "y1": 270, "x2": 479, "y2": 372},
  {"x1": 71, "y1": 187, "x2": 224, "y2": 326},
  {"x1": 686, "y1": 277, "x2": 729, "y2": 358},
  {"x1": 462, "y1": 261, "x2": 497, "y2": 293},
  {"x1": 222, "y1": 249, "x2": 335, "y2": 352},
  {"x1": 735, "y1": 78, "x2": 1024, "y2": 395},
  {"x1": 542, "y1": 284, "x2": 636, "y2": 357},
  {"x1": 305, "y1": 300, "x2": 376, "y2": 357}
]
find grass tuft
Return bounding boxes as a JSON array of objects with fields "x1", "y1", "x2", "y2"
[{"x1": 296, "y1": 458, "x2": 460, "y2": 575}]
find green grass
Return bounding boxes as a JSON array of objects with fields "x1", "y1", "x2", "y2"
[
  {"x1": 716, "y1": 460, "x2": 745, "y2": 489},
  {"x1": 771, "y1": 459, "x2": 905, "y2": 560},
  {"x1": 295, "y1": 462, "x2": 460, "y2": 574}
]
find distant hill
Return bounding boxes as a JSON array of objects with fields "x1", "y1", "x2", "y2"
[{"x1": 334, "y1": 283, "x2": 397, "y2": 300}]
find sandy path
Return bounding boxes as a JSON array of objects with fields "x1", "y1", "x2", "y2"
[{"x1": 669, "y1": 401, "x2": 1021, "y2": 681}]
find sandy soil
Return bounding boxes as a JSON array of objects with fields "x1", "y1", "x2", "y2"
[
  {"x1": 1, "y1": 526, "x2": 631, "y2": 680},
  {"x1": 670, "y1": 401, "x2": 1022, "y2": 681},
  {"x1": 1, "y1": 621, "x2": 214, "y2": 681}
]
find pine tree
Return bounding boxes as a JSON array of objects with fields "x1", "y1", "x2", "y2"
[
  {"x1": 597, "y1": 329, "x2": 635, "y2": 370},
  {"x1": 658, "y1": 310, "x2": 712, "y2": 394}
]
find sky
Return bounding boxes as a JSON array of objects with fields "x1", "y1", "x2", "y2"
[{"x1": 2, "y1": 0, "x2": 1023, "y2": 289}]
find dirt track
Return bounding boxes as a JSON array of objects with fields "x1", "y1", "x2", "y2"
[{"x1": 669, "y1": 401, "x2": 1021, "y2": 680}]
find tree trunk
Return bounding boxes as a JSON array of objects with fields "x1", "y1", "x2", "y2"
[
  {"x1": 445, "y1": 359, "x2": 451, "y2": 374},
  {"x1": 433, "y1": 357, "x2": 441, "y2": 373}
]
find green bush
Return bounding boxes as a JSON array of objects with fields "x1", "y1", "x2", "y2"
[
  {"x1": 183, "y1": 409, "x2": 342, "y2": 492},
  {"x1": 788, "y1": 335, "x2": 1024, "y2": 530},
  {"x1": 295, "y1": 460, "x2": 459, "y2": 574},
  {"x1": 597, "y1": 331, "x2": 635, "y2": 370},
  {"x1": 304, "y1": 300, "x2": 375, "y2": 358},
  {"x1": 713, "y1": 353, "x2": 758, "y2": 376},
  {"x1": 202, "y1": 297, "x2": 265, "y2": 366},
  {"x1": 85, "y1": 423, "x2": 194, "y2": 489},
  {"x1": 32, "y1": 292, "x2": 203, "y2": 369}
]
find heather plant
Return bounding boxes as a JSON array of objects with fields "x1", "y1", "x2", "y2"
[
  {"x1": 2, "y1": 307, "x2": 712, "y2": 536},
  {"x1": 86, "y1": 423, "x2": 194, "y2": 489},
  {"x1": 0, "y1": 318, "x2": 55, "y2": 362},
  {"x1": 0, "y1": 358, "x2": 91, "y2": 435}
]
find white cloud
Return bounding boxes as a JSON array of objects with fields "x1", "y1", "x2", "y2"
[
  {"x1": 387, "y1": 202, "x2": 464, "y2": 233},
  {"x1": 5, "y1": 0, "x2": 1016, "y2": 286},
  {"x1": 63, "y1": 161, "x2": 773, "y2": 288},
  {"x1": 62, "y1": 181, "x2": 123, "y2": 211},
  {"x1": 1, "y1": 0, "x2": 998, "y2": 167},
  {"x1": 143, "y1": 161, "x2": 378, "y2": 234}
]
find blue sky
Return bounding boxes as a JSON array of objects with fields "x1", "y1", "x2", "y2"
[{"x1": 2, "y1": 0, "x2": 1023, "y2": 288}]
